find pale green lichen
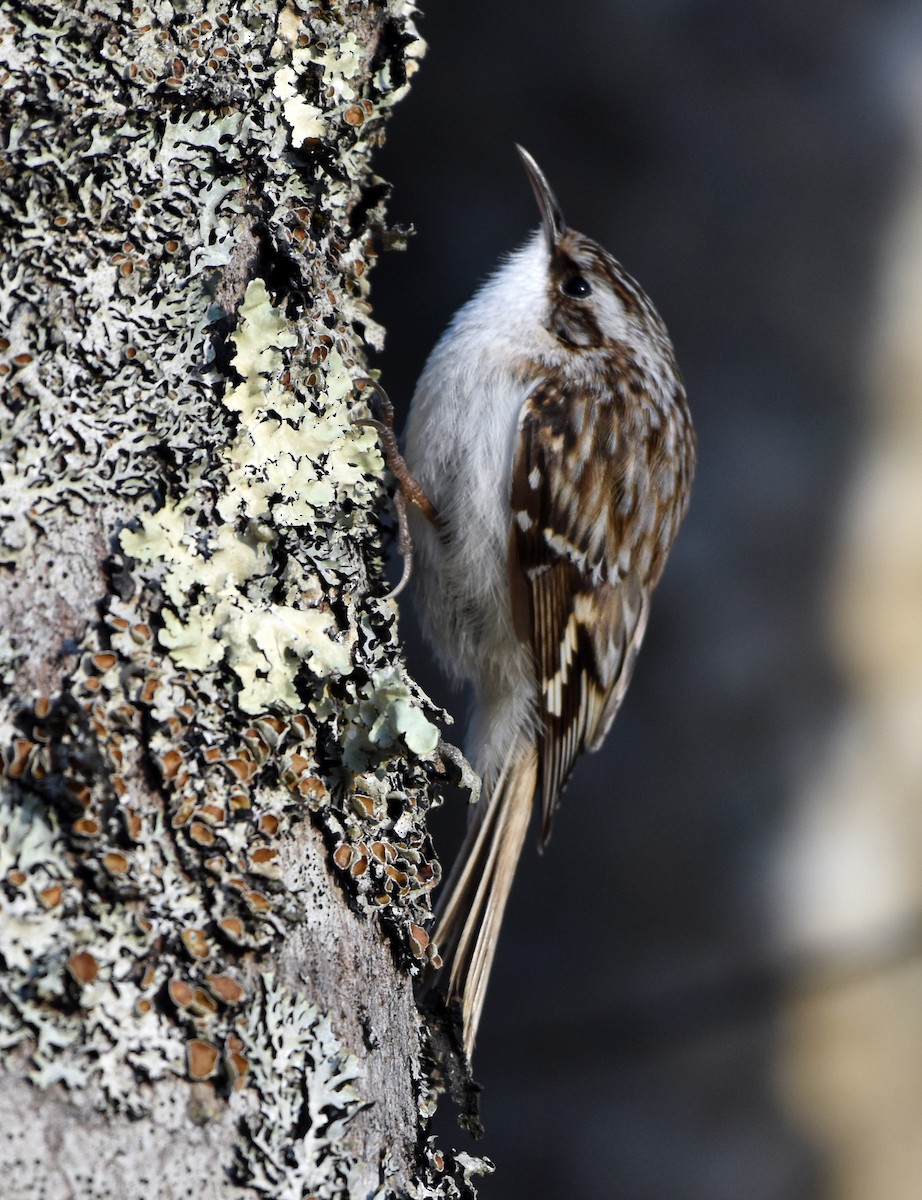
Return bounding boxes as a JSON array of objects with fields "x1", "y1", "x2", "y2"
[
  {"x1": 119, "y1": 280, "x2": 360, "y2": 715},
  {"x1": 275, "y1": 66, "x2": 328, "y2": 143},
  {"x1": 344, "y1": 666, "x2": 440, "y2": 769}
]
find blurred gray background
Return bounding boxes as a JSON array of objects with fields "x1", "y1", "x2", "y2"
[{"x1": 370, "y1": 3, "x2": 922, "y2": 1197}]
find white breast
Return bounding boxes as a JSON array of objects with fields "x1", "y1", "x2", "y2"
[{"x1": 403, "y1": 233, "x2": 554, "y2": 751}]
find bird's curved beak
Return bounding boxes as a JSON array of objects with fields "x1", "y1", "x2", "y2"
[{"x1": 516, "y1": 145, "x2": 566, "y2": 254}]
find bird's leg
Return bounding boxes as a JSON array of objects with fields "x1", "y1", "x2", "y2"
[{"x1": 355, "y1": 378, "x2": 443, "y2": 598}]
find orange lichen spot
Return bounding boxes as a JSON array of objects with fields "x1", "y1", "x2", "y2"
[
  {"x1": 189, "y1": 821, "x2": 215, "y2": 847},
  {"x1": 409, "y1": 923, "x2": 429, "y2": 957},
  {"x1": 333, "y1": 844, "x2": 353, "y2": 870},
  {"x1": 258, "y1": 813, "x2": 279, "y2": 836},
  {"x1": 165, "y1": 239, "x2": 180, "y2": 254},
  {"x1": 34, "y1": 695, "x2": 51, "y2": 719},
  {"x1": 91, "y1": 652, "x2": 117, "y2": 671},
  {"x1": 229, "y1": 793, "x2": 251, "y2": 811},
  {"x1": 226, "y1": 877, "x2": 246, "y2": 891},
  {"x1": 103, "y1": 851, "x2": 130, "y2": 875},
  {"x1": 136, "y1": 997, "x2": 152, "y2": 1015},
  {"x1": 187, "y1": 1038, "x2": 219, "y2": 1081},
  {"x1": 289, "y1": 714, "x2": 311, "y2": 739},
  {"x1": 226, "y1": 1048, "x2": 250, "y2": 1090},
  {"x1": 112, "y1": 775, "x2": 127, "y2": 797},
  {"x1": 219, "y1": 916, "x2": 245, "y2": 942},
  {"x1": 181, "y1": 927, "x2": 210, "y2": 959},
  {"x1": 140, "y1": 963, "x2": 156, "y2": 987},
  {"x1": 72, "y1": 817, "x2": 101, "y2": 837},
  {"x1": 351, "y1": 793, "x2": 374, "y2": 818},
  {"x1": 199, "y1": 803, "x2": 226, "y2": 825},
  {"x1": 350, "y1": 856, "x2": 368, "y2": 878},
  {"x1": 38, "y1": 884, "x2": 63, "y2": 908},
  {"x1": 203, "y1": 745, "x2": 222, "y2": 764},
  {"x1": 124, "y1": 809, "x2": 143, "y2": 841},
  {"x1": 168, "y1": 977, "x2": 195, "y2": 1008},
  {"x1": 190, "y1": 987, "x2": 218, "y2": 1016},
  {"x1": 67, "y1": 950, "x2": 98, "y2": 985},
  {"x1": 370, "y1": 842, "x2": 387, "y2": 862},
  {"x1": 12, "y1": 353, "x2": 33, "y2": 366},
  {"x1": 84, "y1": 675, "x2": 101, "y2": 692},
  {"x1": 226, "y1": 756, "x2": 255, "y2": 783},
  {"x1": 385, "y1": 865, "x2": 408, "y2": 887},
  {"x1": 120, "y1": 261, "x2": 134, "y2": 276},
  {"x1": 7, "y1": 738, "x2": 33, "y2": 778},
  {"x1": 110, "y1": 615, "x2": 130, "y2": 630},
  {"x1": 206, "y1": 974, "x2": 245, "y2": 1005},
  {"x1": 250, "y1": 847, "x2": 276, "y2": 865},
  {"x1": 214, "y1": 45, "x2": 228, "y2": 58},
  {"x1": 6, "y1": 869, "x2": 27, "y2": 887},
  {"x1": 160, "y1": 748, "x2": 182, "y2": 780},
  {"x1": 297, "y1": 775, "x2": 326, "y2": 802},
  {"x1": 139, "y1": 675, "x2": 160, "y2": 702},
  {"x1": 286, "y1": 751, "x2": 311, "y2": 777},
  {"x1": 373, "y1": 893, "x2": 390, "y2": 907},
  {"x1": 132, "y1": 622, "x2": 152, "y2": 643},
  {"x1": 259, "y1": 714, "x2": 288, "y2": 739},
  {"x1": 293, "y1": 226, "x2": 307, "y2": 243},
  {"x1": 171, "y1": 800, "x2": 195, "y2": 828},
  {"x1": 243, "y1": 890, "x2": 271, "y2": 913},
  {"x1": 432, "y1": 1152, "x2": 444, "y2": 1172}
]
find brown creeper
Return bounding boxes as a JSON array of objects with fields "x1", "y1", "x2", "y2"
[{"x1": 404, "y1": 147, "x2": 695, "y2": 1056}]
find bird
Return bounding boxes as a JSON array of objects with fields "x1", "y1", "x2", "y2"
[{"x1": 397, "y1": 146, "x2": 696, "y2": 1058}]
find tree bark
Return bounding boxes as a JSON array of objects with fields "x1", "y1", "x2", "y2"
[{"x1": 0, "y1": 2, "x2": 487, "y2": 1195}]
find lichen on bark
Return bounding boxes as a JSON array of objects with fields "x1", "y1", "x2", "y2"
[{"x1": 0, "y1": 1, "x2": 488, "y2": 1195}]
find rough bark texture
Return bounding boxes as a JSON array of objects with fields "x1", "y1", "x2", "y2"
[{"x1": 0, "y1": 2, "x2": 487, "y2": 1196}]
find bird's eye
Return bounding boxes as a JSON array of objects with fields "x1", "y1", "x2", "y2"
[{"x1": 560, "y1": 274, "x2": 592, "y2": 299}]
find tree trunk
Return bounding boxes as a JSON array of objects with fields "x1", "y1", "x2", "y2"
[{"x1": 0, "y1": 2, "x2": 487, "y2": 1195}]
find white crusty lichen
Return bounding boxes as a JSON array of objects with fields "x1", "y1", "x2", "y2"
[
  {"x1": 236, "y1": 972, "x2": 364, "y2": 1199},
  {"x1": 0, "y1": 0, "x2": 486, "y2": 1194}
]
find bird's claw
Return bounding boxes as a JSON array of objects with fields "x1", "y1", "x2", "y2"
[{"x1": 355, "y1": 378, "x2": 442, "y2": 599}]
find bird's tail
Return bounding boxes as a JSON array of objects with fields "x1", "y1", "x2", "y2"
[{"x1": 431, "y1": 736, "x2": 538, "y2": 1058}]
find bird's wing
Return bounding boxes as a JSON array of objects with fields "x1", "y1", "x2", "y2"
[{"x1": 508, "y1": 375, "x2": 654, "y2": 843}]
